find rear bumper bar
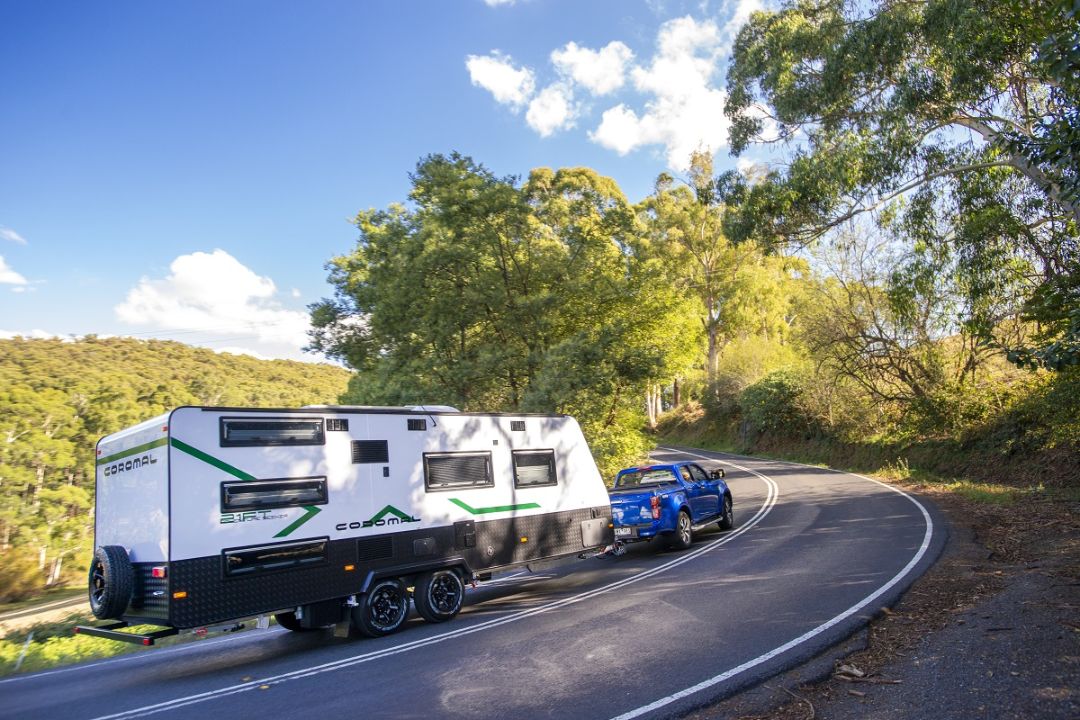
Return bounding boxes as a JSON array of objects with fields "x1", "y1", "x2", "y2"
[{"x1": 73, "y1": 621, "x2": 179, "y2": 646}]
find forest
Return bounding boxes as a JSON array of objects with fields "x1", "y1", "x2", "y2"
[
  {"x1": 0, "y1": 337, "x2": 350, "y2": 599},
  {"x1": 1, "y1": 0, "x2": 1076, "y2": 599}
]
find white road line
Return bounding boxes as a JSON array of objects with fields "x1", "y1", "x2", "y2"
[
  {"x1": 85, "y1": 467, "x2": 779, "y2": 720},
  {"x1": 609, "y1": 448, "x2": 935, "y2": 720}
]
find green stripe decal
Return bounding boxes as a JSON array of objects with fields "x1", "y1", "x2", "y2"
[
  {"x1": 449, "y1": 498, "x2": 541, "y2": 515},
  {"x1": 273, "y1": 506, "x2": 322, "y2": 538},
  {"x1": 170, "y1": 437, "x2": 320, "y2": 537},
  {"x1": 97, "y1": 437, "x2": 168, "y2": 466},
  {"x1": 170, "y1": 438, "x2": 255, "y2": 481}
]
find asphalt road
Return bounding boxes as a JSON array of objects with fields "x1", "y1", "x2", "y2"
[{"x1": 0, "y1": 448, "x2": 945, "y2": 720}]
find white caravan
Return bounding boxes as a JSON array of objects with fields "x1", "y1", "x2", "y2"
[{"x1": 79, "y1": 406, "x2": 613, "y2": 643}]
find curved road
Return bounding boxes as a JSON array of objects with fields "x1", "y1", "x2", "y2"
[{"x1": 0, "y1": 449, "x2": 945, "y2": 720}]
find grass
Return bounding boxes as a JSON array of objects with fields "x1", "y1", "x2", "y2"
[{"x1": 0, "y1": 586, "x2": 84, "y2": 616}]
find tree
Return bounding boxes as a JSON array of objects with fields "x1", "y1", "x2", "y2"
[
  {"x1": 310, "y1": 153, "x2": 697, "y2": 474},
  {"x1": 637, "y1": 151, "x2": 804, "y2": 387},
  {"x1": 722, "y1": 0, "x2": 1079, "y2": 368}
]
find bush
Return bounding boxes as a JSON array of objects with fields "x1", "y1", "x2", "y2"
[
  {"x1": 738, "y1": 369, "x2": 816, "y2": 438},
  {"x1": 0, "y1": 551, "x2": 44, "y2": 603}
]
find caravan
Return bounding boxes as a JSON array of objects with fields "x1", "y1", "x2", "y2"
[{"x1": 79, "y1": 405, "x2": 614, "y2": 643}]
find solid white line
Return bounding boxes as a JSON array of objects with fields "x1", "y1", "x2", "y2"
[
  {"x1": 608, "y1": 448, "x2": 935, "y2": 720},
  {"x1": 86, "y1": 467, "x2": 779, "y2": 720}
]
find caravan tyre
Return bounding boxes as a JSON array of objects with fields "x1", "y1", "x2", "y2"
[
  {"x1": 414, "y1": 569, "x2": 465, "y2": 623},
  {"x1": 353, "y1": 579, "x2": 409, "y2": 638},
  {"x1": 274, "y1": 611, "x2": 314, "y2": 632},
  {"x1": 88, "y1": 545, "x2": 133, "y2": 620}
]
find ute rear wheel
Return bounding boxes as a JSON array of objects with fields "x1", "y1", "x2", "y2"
[
  {"x1": 353, "y1": 578, "x2": 410, "y2": 637},
  {"x1": 413, "y1": 569, "x2": 465, "y2": 623},
  {"x1": 88, "y1": 545, "x2": 133, "y2": 620},
  {"x1": 669, "y1": 510, "x2": 693, "y2": 551},
  {"x1": 718, "y1": 495, "x2": 734, "y2": 531}
]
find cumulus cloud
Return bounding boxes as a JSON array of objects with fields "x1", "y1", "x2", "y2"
[
  {"x1": 1, "y1": 227, "x2": 27, "y2": 245},
  {"x1": 590, "y1": 16, "x2": 729, "y2": 170},
  {"x1": 526, "y1": 84, "x2": 578, "y2": 137},
  {"x1": 0, "y1": 256, "x2": 28, "y2": 287},
  {"x1": 467, "y1": 13, "x2": 745, "y2": 171},
  {"x1": 0, "y1": 329, "x2": 55, "y2": 340},
  {"x1": 466, "y1": 52, "x2": 535, "y2": 109},
  {"x1": 551, "y1": 41, "x2": 634, "y2": 96},
  {"x1": 114, "y1": 249, "x2": 313, "y2": 361}
]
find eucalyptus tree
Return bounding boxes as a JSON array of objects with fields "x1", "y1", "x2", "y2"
[{"x1": 722, "y1": 0, "x2": 1079, "y2": 368}]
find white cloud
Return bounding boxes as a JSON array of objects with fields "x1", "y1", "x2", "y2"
[
  {"x1": 721, "y1": 0, "x2": 763, "y2": 46},
  {"x1": 466, "y1": 52, "x2": 535, "y2": 109},
  {"x1": 551, "y1": 41, "x2": 634, "y2": 96},
  {"x1": 483, "y1": 0, "x2": 516, "y2": 5},
  {"x1": 114, "y1": 249, "x2": 314, "y2": 361},
  {"x1": 590, "y1": 16, "x2": 729, "y2": 170},
  {"x1": 1, "y1": 227, "x2": 27, "y2": 245},
  {"x1": 0, "y1": 329, "x2": 55, "y2": 340},
  {"x1": 0, "y1": 256, "x2": 28, "y2": 286},
  {"x1": 526, "y1": 84, "x2": 578, "y2": 137}
]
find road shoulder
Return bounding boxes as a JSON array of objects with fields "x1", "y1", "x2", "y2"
[{"x1": 690, "y1": 486, "x2": 1080, "y2": 720}]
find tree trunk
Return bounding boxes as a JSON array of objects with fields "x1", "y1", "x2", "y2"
[{"x1": 673, "y1": 377, "x2": 681, "y2": 407}]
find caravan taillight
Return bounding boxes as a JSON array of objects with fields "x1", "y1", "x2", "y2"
[{"x1": 151, "y1": 566, "x2": 167, "y2": 578}]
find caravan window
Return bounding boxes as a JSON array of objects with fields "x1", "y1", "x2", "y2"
[
  {"x1": 220, "y1": 417, "x2": 325, "y2": 447},
  {"x1": 512, "y1": 450, "x2": 558, "y2": 488},
  {"x1": 424, "y1": 452, "x2": 493, "y2": 491},
  {"x1": 223, "y1": 538, "x2": 328, "y2": 578},
  {"x1": 221, "y1": 477, "x2": 328, "y2": 512}
]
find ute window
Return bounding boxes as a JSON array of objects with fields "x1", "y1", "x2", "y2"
[
  {"x1": 512, "y1": 449, "x2": 557, "y2": 488},
  {"x1": 220, "y1": 417, "x2": 325, "y2": 447},
  {"x1": 424, "y1": 452, "x2": 493, "y2": 492},
  {"x1": 223, "y1": 538, "x2": 328, "y2": 578},
  {"x1": 615, "y1": 468, "x2": 678, "y2": 488},
  {"x1": 221, "y1": 477, "x2": 328, "y2": 512}
]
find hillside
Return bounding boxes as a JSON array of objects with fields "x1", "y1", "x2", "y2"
[{"x1": 0, "y1": 336, "x2": 351, "y2": 598}]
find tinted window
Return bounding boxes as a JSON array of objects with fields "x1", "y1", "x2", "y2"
[
  {"x1": 221, "y1": 477, "x2": 328, "y2": 512},
  {"x1": 512, "y1": 450, "x2": 557, "y2": 488},
  {"x1": 424, "y1": 452, "x2": 493, "y2": 491},
  {"x1": 689, "y1": 465, "x2": 709, "y2": 482},
  {"x1": 220, "y1": 417, "x2": 324, "y2": 447}
]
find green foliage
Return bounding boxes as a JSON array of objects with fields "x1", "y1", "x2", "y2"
[
  {"x1": 0, "y1": 550, "x2": 43, "y2": 603},
  {"x1": 312, "y1": 153, "x2": 697, "y2": 473},
  {"x1": 724, "y1": 0, "x2": 1079, "y2": 369},
  {"x1": 738, "y1": 369, "x2": 816, "y2": 438},
  {"x1": 0, "y1": 336, "x2": 350, "y2": 594}
]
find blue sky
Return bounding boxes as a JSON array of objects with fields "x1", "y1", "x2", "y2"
[{"x1": 1, "y1": 0, "x2": 768, "y2": 362}]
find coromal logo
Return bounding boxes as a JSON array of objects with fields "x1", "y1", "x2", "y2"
[
  {"x1": 103, "y1": 454, "x2": 158, "y2": 476},
  {"x1": 220, "y1": 510, "x2": 289, "y2": 524},
  {"x1": 336, "y1": 504, "x2": 420, "y2": 531}
]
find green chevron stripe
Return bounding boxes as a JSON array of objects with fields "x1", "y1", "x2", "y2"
[
  {"x1": 449, "y1": 498, "x2": 541, "y2": 515},
  {"x1": 171, "y1": 437, "x2": 319, "y2": 537},
  {"x1": 97, "y1": 437, "x2": 168, "y2": 465},
  {"x1": 273, "y1": 506, "x2": 322, "y2": 538},
  {"x1": 170, "y1": 437, "x2": 255, "y2": 481}
]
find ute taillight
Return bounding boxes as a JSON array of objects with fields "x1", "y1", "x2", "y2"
[{"x1": 650, "y1": 495, "x2": 661, "y2": 520}]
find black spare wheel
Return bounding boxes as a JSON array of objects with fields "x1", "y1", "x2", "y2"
[{"x1": 88, "y1": 545, "x2": 133, "y2": 620}]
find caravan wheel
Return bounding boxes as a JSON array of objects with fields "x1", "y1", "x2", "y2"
[
  {"x1": 274, "y1": 611, "x2": 313, "y2": 632},
  {"x1": 414, "y1": 569, "x2": 464, "y2": 623},
  {"x1": 353, "y1": 579, "x2": 409, "y2": 637},
  {"x1": 88, "y1": 545, "x2": 133, "y2": 620}
]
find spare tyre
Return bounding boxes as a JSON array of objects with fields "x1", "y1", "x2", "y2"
[{"x1": 88, "y1": 545, "x2": 133, "y2": 619}]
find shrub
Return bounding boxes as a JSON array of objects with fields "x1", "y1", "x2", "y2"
[
  {"x1": 0, "y1": 551, "x2": 44, "y2": 603},
  {"x1": 738, "y1": 369, "x2": 816, "y2": 438}
]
